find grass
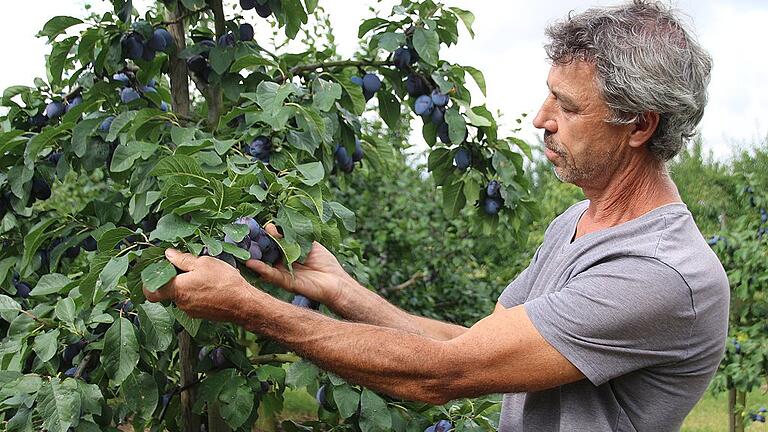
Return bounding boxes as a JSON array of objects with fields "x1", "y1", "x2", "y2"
[
  {"x1": 254, "y1": 386, "x2": 768, "y2": 431},
  {"x1": 682, "y1": 387, "x2": 768, "y2": 432}
]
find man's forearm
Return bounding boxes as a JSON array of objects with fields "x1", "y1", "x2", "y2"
[
  {"x1": 330, "y1": 277, "x2": 467, "y2": 341},
  {"x1": 241, "y1": 287, "x2": 454, "y2": 404}
]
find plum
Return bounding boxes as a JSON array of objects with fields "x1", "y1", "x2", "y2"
[
  {"x1": 141, "y1": 44, "x2": 156, "y2": 61},
  {"x1": 453, "y1": 147, "x2": 471, "y2": 171},
  {"x1": 362, "y1": 73, "x2": 382, "y2": 93},
  {"x1": 262, "y1": 247, "x2": 281, "y2": 265},
  {"x1": 240, "y1": 0, "x2": 257, "y2": 9},
  {"x1": 14, "y1": 280, "x2": 31, "y2": 298},
  {"x1": 112, "y1": 73, "x2": 130, "y2": 86},
  {"x1": 99, "y1": 116, "x2": 115, "y2": 132},
  {"x1": 218, "y1": 32, "x2": 236, "y2": 48},
  {"x1": 393, "y1": 47, "x2": 412, "y2": 70},
  {"x1": 255, "y1": 2, "x2": 272, "y2": 18},
  {"x1": 437, "y1": 122, "x2": 450, "y2": 144},
  {"x1": 160, "y1": 101, "x2": 170, "y2": 112},
  {"x1": 31, "y1": 177, "x2": 51, "y2": 200},
  {"x1": 239, "y1": 23, "x2": 254, "y2": 41},
  {"x1": 82, "y1": 236, "x2": 97, "y2": 252},
  {"x1": 431, "y1": 89, "x2": 449, "y2": 107},
  {"x1": 248, "y1": 136, "x2": 272, "y2": 161},
  {"x1": 414, "y1": 95, "x2": 434, "y2": 116},
  {"x1": 292, "y1": 294, "x2": 320, "y2": 310},
  {"x1": 64, "y1": 244, "x2": 81, "y2": 259},
  {"x1": 248, "y1": 243, "x2": 263, "y2": 260},
  {"x1": 210, "y1": 347, "x2": 227, "y2": 367},
  {"x1": 351, "y1": 76, "x2": 364, "y2": 86},
  {"x1": 430, "y1": 106, "x2": 445, "y2": 125},
  {"x1": 405, "y1": 73, "x2": 428, "y2": 97},
  {"x1": 47, "y1": 151, "x2": 63, "y2": 164},
  {"x1": 29, "y1": 113, "x2": 48, "y2": 128},
  {"x1": 315, "y1": 384, "x2": 328, "y2": 407},
  {"x1": 482, "y1": 197, "x2": 503, "y2": 215},
  {"x1": 122, "y1": 34, "x2": 144, "y2": 60},
  {"x1": 120, "y1": 88, "x2": 141, "y2": 103},
  {"x1": 225, "y1": 233, "x2": 251, "y2": 250},
  {"x1": 486, "y1": 180, "x2": 501, "y2": 198},
  {"x1": 65, "y1": 95, "x2": 83, "y2": 113},
  {"x1": 335, "y1": 145, "x2": 354, "y2": 173},
  {"x1": 45, "y1": 101, "x2": 65, "y2": 120},
  {"x1": 352, "y1": 138, "x2": 364, "y2": 162},
  {"x1": 434, "y1": 420, "x2": 453, "y2": 432},
  {"x1": 148, "y1": 28, "x2": 168, "y2": 51},
  {"x1": 186, "y1": 55, "x2": 208, "y2": 74}
]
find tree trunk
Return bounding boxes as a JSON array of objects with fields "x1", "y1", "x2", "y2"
[
  {"x1": 729, "y1": 388, "x2": 747, "y2": 432},
  {"x1": 205, "y1": 0, "x2": 225, "y2": 129},
  {"x1": 164, "y1": 1, "x2": 191, "y2": 118},
  {"x1": 179, "y1": 330, "x2": 201, "y2": 432}
]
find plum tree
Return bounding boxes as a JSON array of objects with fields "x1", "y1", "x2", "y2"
[{"x1": 0, "y1": 0, "x2": 527, "y2": 430}]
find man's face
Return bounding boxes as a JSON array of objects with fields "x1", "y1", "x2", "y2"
[{"x1": 532, "y1": 61, "x2": 633, "y2": 187}]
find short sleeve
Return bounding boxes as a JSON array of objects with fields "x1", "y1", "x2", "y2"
[
  {"x1": 498, "y1": 245, "x2": 542, "y2": 308},
  {"x1": 523, "y1": 256, "x2": 695, "y2": 386}
]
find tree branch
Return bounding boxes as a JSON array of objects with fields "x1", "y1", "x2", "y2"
[
  {"x1": 275, "y1": 60, "x2": 395, "y2": 83},
  {"x1": 382, "y1": 271, "x2": 426, "y2": 294},
  {"x1": 161, "y1": 6, "x2": 212, "y2": 25},
  {"x1": 251, "y1": 353, "x2": 301, "y2": 364}
]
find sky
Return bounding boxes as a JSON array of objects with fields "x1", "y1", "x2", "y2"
[{"x1": 0, "y1": 0, "x2": 766, "y2": 161}]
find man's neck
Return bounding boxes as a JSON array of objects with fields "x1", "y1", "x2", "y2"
[{"x1": 579, "y1": 153, "x2": 681, "y2": 230}]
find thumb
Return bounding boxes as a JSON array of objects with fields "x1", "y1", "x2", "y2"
[
  {"x1": 246, "y1": 259, "x2": 294, "y2": 291},
  {"x1": 165, "y1": 248, "x2": 197, "y2": 272},
  {"x1": 263, "y1": 223, "x2": 282, "y2": 239}
]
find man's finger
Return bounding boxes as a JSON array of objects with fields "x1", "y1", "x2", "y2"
[
  {"x1": 263, "y1": 223, "x2": 283, "y2": 239},
  {"x1": 143, "y1": 277, "x2": 177, "y2": 303},
  {"x1": 165, "y1": 248, "x2": 197, "y2": 272},
  {"x1": 245, "y1": 259, "x2": 293, "y2": 290}
]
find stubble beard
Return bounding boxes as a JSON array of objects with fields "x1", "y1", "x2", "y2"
[{"x1": 545, "y1": 133, "x2": 616, "y2": 185}]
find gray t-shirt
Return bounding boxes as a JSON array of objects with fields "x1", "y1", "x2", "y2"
[{"x1": 497, "y1": 200, "x2": 730, "y2": 432}]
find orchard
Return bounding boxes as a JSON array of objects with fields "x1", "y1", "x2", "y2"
[{"x1": 0, "y1": 0, "x2": 530, "y2": 431}]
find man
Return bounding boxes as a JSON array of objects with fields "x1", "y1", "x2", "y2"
[{"x1": 145, "y1": 1, "x2": 729, "y2": 430}]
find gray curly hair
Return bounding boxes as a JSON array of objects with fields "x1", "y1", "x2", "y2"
[{"x1": 544, "y1": 0, "x2": 712, "y2": 161}]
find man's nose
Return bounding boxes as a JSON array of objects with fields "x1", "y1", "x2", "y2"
[{"x1": 532, "y1": 97, "x2": 557, "y2": 133}]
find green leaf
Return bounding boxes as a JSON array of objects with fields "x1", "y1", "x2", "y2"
[
  {"x1": 0, "y1": 295, "x2": 21, "y2": 322},
  {"x1": 22, "y1": 218, "x2": 58, "y2": 272},
  {"x1": 140, "y1": 260, "x2": 176, "y2": 293},
  {"x1": 96, "y1": 227, "x2": 134, "y2": 252},
  {"x1": 443, "y1": 178, "x2": 466, "y2": 218},
  {"x1": 312, "y1": 78, "x2": 342, "y2": 112},
  {"x1": 449, "y1": 7, "x2": 476, "y2": 38},
  {"x1": 98, "y1": 255, "x2": 130, "y2": 293},
  {"x1": 378, "y1": 91, "x2": 400, "y2": 130},
  {"x1": 218, "y1": 378, "x2": 254, "y2": 429},
  {"x1": 222, "y1": 223, "x2": 249, "y2": 242},
  {"x1": 359, "y1": 389, "x2": 391, "y2": 432},
  {"x1": 48, "y1": 36, "x2": 78, "y2": 84},
  {"x1": 106, "y1": 111, "x2": 137, "y2": 143},
  {"x1": 137, "y1": 302, "x2": 174, "y2": 352},
  {"x1": 37, "y1": 378, "x2": 81, "y2": 432},
  {"x1": 110, "y1": 141, "x2": 158, "y2": 172},
  {"x1": 121, "y1": 372, "x2": 158, "y2": 420},
  {"x1": 151, "y1": 154, "x2": 209, "y2": 184},
  {"x1": 445, "y1": 108, "x2": 467, "y2": 145},
  {"x1": 463, "y1": 65, "x2": 486, "y2": 96},
  {"x1": 358, "y1": 17, "x2": 389, "y2": 38},
  {"x1": 39, "y1": 16, "x2": 83, "y2": 41},
  {"x1": 33, "y1": 329, "x2": 60, "y2": 363},
  {"x1": 285, "y1": 359, "x2": 319, "y2": 388},
  {"x1": 333, "y1": 385, "x2": 360, "y2": 419},
  {"x1": 55, "y1": 297, "x2": 76, "y2": 323},
  {"x1": 229, "y1": 54, "x2": 278, "y2": 72},
  {"x1": 209, "y1": 47, "x2": 235, "y2": 75},
  {"x1": 377, "y1": 32, "x2": 406, "y2": 52},
  {"x1": 171, "y1": 306, "x2": 201, "y2": 337},
  {"x1": 101, "y1": 317, "x2": 139, "y2": 386},
  {"x1": 71, "y1": 118, "x2": 102, "y2": 158},
  {"x1": 336, "y1": 74, "x2": 366, "y2": 116},
  {"x1": 412, "y1": 28, "x2": 439, "y2": 66},
  {"x1": 30, "y1": 273, "x2": 71, "y2": 296},
  {"x1": 328, "y1": 201, "x2": 356, "y2": 232},
  {"x1": 24, "y1": 126, "x2": 70, "y2": 163},
  {"x1": 296, "y1": 162, "x2": 325, "y2": 186},
  {"x1": 150, "y1": 214, "x2": 197, "y2": 242}
]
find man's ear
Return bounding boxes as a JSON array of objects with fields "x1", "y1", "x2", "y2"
[{"x1": 628, "y1": 112, "x2": 660, "y2": 149}]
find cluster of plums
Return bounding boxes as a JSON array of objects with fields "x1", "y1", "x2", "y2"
[
  {"x1": 749, "y1": 408, "x2": 767, "y2": 423},
  {"x1": 122, "y1": 23, "x2": 174, "y2": 62},
  {"x1": 12, "y1": 273, "x2": 31, "y2": 299},
  {"x1": 111, "y1": 73, "x2": 168, "y2": 110},
  {"x1": 239, "y1": 0, "x2": 275, "y2": 18},
  {"x1": 334, "y1": 138, "x2": 364, "y2": 173},
  {"x1": 481, "y1": 180, "x2": 503, "y2": 216},
  {"x1": 27, "y1": 93, "x2": 84, "y2": 130},
  {"x1": 350, "y1": 73, "x2": 382, "y2": 101},
  {"x1": 186, "y1": 22, "x2": 254, "y2": 82},
  {"x1": 244, "y1": 135, "x2": 271, "y2": 163},
  {"x1": 206, "y1": 216, "x2": 281, "y2": 266}
]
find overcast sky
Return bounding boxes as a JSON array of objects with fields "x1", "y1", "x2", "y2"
[{"x1": 1, "y1": 0, "x2": 765, "y2": 161}]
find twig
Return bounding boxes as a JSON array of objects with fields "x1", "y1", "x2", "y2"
[
  {"x1": 382, "y1": 271, "x2": 426, "y2": 294},
  {"x1": 74, "y1": 352, "x2": 93, "y2": 379},
  {"x1": 251, "y1": 353, "x2": 301, "y2": 364},
  {"x1": 276, "y1": 60, "x2": 395, "y2": 83}
]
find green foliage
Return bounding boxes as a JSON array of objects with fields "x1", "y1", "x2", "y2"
[{"x1": 0, "y1": 0, "x2": 530, "y2": 430}]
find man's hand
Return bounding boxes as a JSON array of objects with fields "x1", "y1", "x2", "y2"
[
  {"x1": 245, "y1": 224, "x2": 354, "y2": 306},
  {"x1": 143, "y1": 249, "x2": 262, "y2": 325}
]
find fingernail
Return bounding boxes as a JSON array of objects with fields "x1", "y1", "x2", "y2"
[{"x1": 165, "y1": 249, "x2": 179, "y2": 259}]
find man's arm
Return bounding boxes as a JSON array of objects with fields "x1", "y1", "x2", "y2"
[
  {"x1": 240, "y1": 285, "x2": 585, "y2": 404},
  {"x1": 329, "y1": 276, "x2": 468, "y2": 340}
]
